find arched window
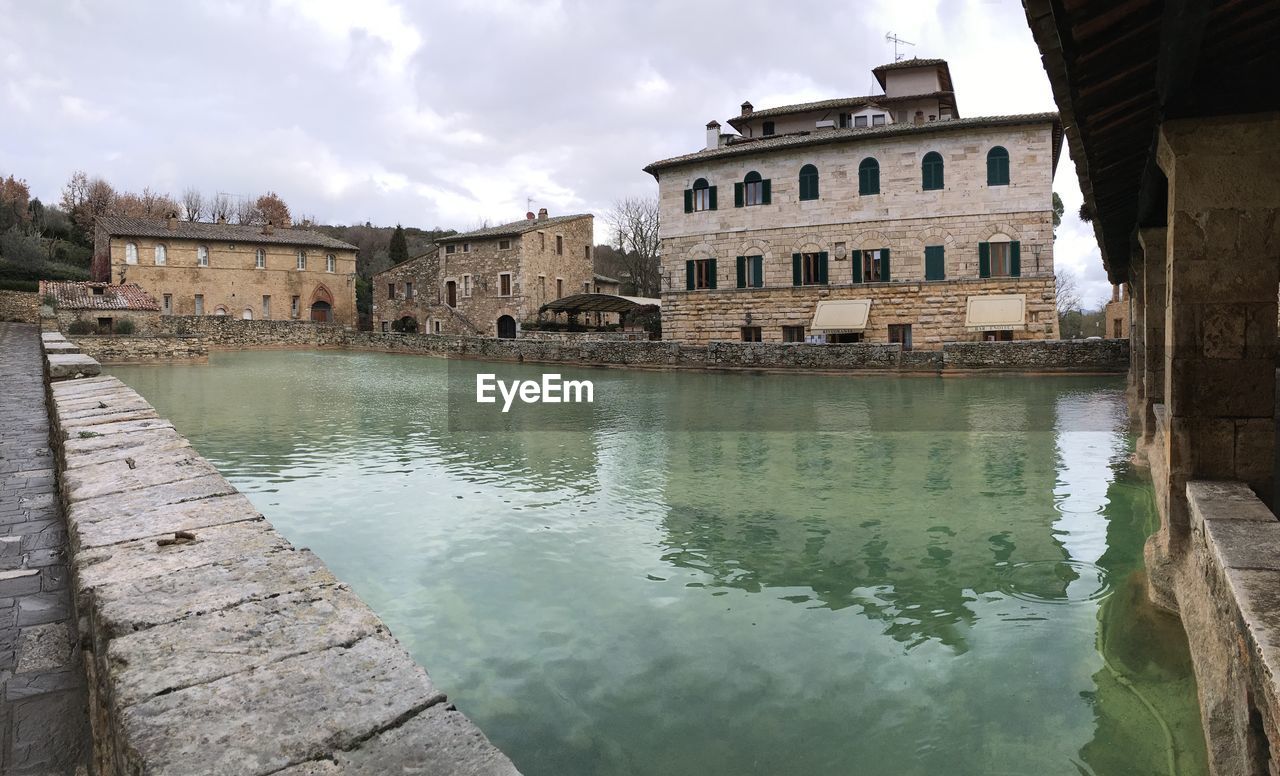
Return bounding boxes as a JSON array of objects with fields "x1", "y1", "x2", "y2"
[
  {"x1": 154, "y1": 244, "x2": 167, "y2": 266},
  {"x1": 197, "y1": 245, "x2": 209, "y2": 267},
  {"x1": 987, "y1": 146, "x2": 1010, "y2": 186},
  {"x1": 798, "y1": 164, "x2": 819, "y2": 201},
  {"x1": 922, "y1": 151, "x2": 944, "y2": 191},
  {"x1": 296, "y1": 249, "x2": 307, "y2": 270},
  {"x1": 858, "y1": 158, "x2": 880, "y2": 195},
  {"x1": 692, "y1": 178, "x2": 712, "y2": 211},
  {"x1": 326, "y1": 253, "x2": 336, "y2": 273},
  {"x1": 744, "y1": 171, "x2": 764, "y2": 206},
  {"x1": 124, "y1": 242, "x2": 138, "y2": 265},
  {"x1": 255, "y1": 248, "x2": 266, "y2": 269}
]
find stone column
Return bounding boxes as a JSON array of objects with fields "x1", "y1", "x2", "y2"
[
  {"x1": 1128, "y1": 258, "x2": 1146, "y2": 424},
  {"x1": 1138, "y1": 228, "x2": 1166, "y2": 447},
  {"x1": 1158, "y1": 114, "x2": 1280, "y2": 549}
]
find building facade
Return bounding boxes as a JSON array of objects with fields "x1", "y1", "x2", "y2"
[
  {"x1": 41, "y1": 280, "x2": 162, "y2": 334},
  {"x1": 1103, "y1": 284, "x2": 1130, "y2": 339},
  {"x1": 372, "y1": 209, "x2": 594, "y2": 337},
  {"x1": 644, "y1": 59, "x2": 1063, "y2": 348},
  {"x1": 93, "y1": 215, "x2": 359, "y2": 327}
]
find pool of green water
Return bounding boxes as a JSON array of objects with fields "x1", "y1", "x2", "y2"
[{"x1": 111, "y1": 350, "x2": 1207, "y2": 776}]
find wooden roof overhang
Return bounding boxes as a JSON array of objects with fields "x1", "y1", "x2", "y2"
[{"x1": 1024, "y1": 0, "x2": 1280, "y2": 283}]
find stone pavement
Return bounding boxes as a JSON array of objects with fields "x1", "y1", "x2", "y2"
[{"x1": 0, "y1": 322, "x2": 89, "y2": 775}]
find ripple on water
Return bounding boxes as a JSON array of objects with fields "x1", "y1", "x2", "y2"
[{"x1": 997, "y1": 559, "x2": 1112, "y2": 605}]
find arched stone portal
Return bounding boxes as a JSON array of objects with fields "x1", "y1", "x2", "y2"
[
  {"x1": 310, "y1": 285, "x2": 335, "y2": 323},
  {"x1": 497, "y1": 315, "x2": 516, "y2": 339},
  {"x1": 392, "y1": 316, "x2": 419, "y2": 333},
  {"x1": 242, "y1": 308, "x2": 253, "y2": 320}
]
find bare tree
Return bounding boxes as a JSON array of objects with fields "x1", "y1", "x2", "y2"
[
  {"x1": 605, "y1": 196, "x2": 661, "y2": 298},
  {"x1": 1055, "y1": 269, "x2": 1082, "y2": 315},
  {"x1": 210, "y1": 193, "x2": 234, "y2": 223},
  {"x1": 182, "y1": 188, "x2": 205, "y2": 221},
  {"x1": 60, "y1": 171, "x2": 115, "y2": 231},
  {"x1": 234, "y1": 197, "x2": 260, "y2": 225}
]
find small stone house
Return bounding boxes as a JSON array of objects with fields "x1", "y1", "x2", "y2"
[
  {"x1": 372, "y1": 209, "x2": 594, "y2": 337},
  {"x1": 42, "y1": 280, "x2": 161, "y2": 334},
  {"x1": 1103, "y1": 284, "x2": 1130, "y2": 340}
]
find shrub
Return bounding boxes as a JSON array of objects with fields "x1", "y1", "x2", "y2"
[
  {"x1": 114, "y1": 318, "x2": 136, "y2": 335},
  {"x1": 66, "y1": 319, "x2": 93, "y2": 335},
  {"x1": 41, "y1": 292, "x2": 56, "y2": 307}
]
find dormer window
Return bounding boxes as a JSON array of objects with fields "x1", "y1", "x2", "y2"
[
  {"x1": 854, "y1": 115, "x2": 868, "y2": 128},
  {"x1": 762, "y1": 121, "x2": 775, "y2": 136},
  {"x1": 872, "y1": 114, "x2": 886, "y2": 126}
]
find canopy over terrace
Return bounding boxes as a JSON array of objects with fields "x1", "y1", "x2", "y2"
[{"x1": 538, "y1": 293, "x2": 661, "y2": 317}]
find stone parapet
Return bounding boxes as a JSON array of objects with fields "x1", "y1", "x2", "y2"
[
  {"x1": 0, "y1": 290, "x2": 39, "y2": 323},
  {"x1": 69, "y1": 335, "x2": 208, "y2": 363}
]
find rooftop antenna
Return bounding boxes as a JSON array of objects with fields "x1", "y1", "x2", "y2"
[{"x1": 885, "y1": 32, "x2": 915, "y2": 62}]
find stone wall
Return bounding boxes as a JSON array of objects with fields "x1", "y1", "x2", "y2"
[
  {"x1": 0, "y1": 290, "x2": 39, "y2": 323},
  {"x1": 39, "y1": 341, "x2": 520, "y2": 775},
  {"x1": 517, "y1": 330, "x2": 642, "y2": 342},
  {"x1": 57, "y1": 309, "x2": 162, "y2": 336},
  {"x1": 942, "y1": 338, "x2": 1129, "y2": 371},
  {"x1": 69, "y1": 335, "x2": 208, "y2": 363},
  {"x1": 152, "y1": 315, "x2": 339, "y2": 348}
]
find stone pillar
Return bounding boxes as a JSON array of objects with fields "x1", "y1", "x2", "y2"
[
  {"x1": 1128, "y1": 258, "x2": 1146, "y2": 425},
  {"x1": 1138, "y1": 228, "x2": 1166, "y2": 447},
  {"x1": 1158, "y1": 114, "x2": 1280, "y2": 549}
]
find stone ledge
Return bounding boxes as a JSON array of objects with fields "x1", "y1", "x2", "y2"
[{"x1": 45, "y1": 353, "x2": 102, "y2": 381}]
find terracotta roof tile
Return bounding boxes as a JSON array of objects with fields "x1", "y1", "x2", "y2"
[
  {"x1": 41, "y1": 281, "x2": 161, "y2": 311},
  {"x1": 436, "y1": 214, "x2": 592, "y2": 243},
  {"x1": 97, "y1": 216, "x2": 357, "y2": 251}
]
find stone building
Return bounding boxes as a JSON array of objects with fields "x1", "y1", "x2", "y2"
[
  {"x1": 371, "y1": 209, "x2": 594, "y2": 337},
  {"x1": 41, "y1": 280, "x2": 161, "y2": 334},
  {"x1": 1103, "y1": 284, "x2": 1130, "y2": 339},
  {"x1": 643, "y1": 58, "x2": 1062, "y2": 348},
  {"x1": 93, "y1": 215, "x2": 359, "y2": 327}
]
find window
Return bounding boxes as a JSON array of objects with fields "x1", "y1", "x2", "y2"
[
  {"x1": 255, "y1": 248, "x2": 265, "y2": 269},
  {"x1": 736, "y1": 171, "x2": 770, "y2": 207},
  {"x1": 872, "y1": 114, "x2": 886, "y2": 126},
  {"x1": 1114, "y1": 318, "x2": 1123, "y2": 338},
  {"x1": 791, "y1": 252, "x2": 827, "y2": 286},
  {"x1": 555, "y1": 235, "x2": 563, "y2": 255},
  {"x1": 463, "y1": 242, "x2": 471, "y2": 253},
  {"x1": 987, "y1": 146, "x2": 1010, "y2": 186},
  {"x1": 685, "y1": 178, "x2": 716, "y2": 212},
  {"x1": 855, "y1": 249, "x2": 891, "y2": 283},
  {"x1": 830, "y1": 332, "x2": 864, "y2": 343},
  {"x1": 291, "y1": 295, "x2": 300, "y2": 318},
  {"x1": 405, "y1": 282, "x2": 414, "y2": 301},
  {"x1": 194, "y1": 294, "x2": 204, "y2": 316},
  {"x1": 388, "y1": 283, "x2": 396, "y2": 299},
  {"x1": 96, "y1": 317, "x2": 113, "y2": 334},
  {"x1": 854, "y1": 115, "x2": 868, "y2": 128},
  {"x1": 381, "y1": 321, "x2": 389, "y2": 332},
  {"x1": 462, "y1": 275, "x2": 472, "y2": 297},
  {"x1": 922, "y1": 151, "x2": 944, "y2": 190},
  {"x1": 556, "y1": 278, "x2": 563, "y2": 298},
  {"x1": 154, "y1": 245, "x2": 167, "y2": 265},
  {"x1": 685, "y1": 258, "x2": 717, "y2": 290},
  {"x1": 326, "y1": 254, "x2": 336, "y2": 273},
  {"x1": 584, "y1": 245, "x2": 591, "y2": 260},
  {"x1": 984, "y1": 330, "x2": 1014, "y2": 342},
  {"x1": 858, "y1": 158, "x2": 880, "y2": 195},
  {"x1": 736, "y1": 255, "x2": 764, "y2": 288},
  {"x1": 538, "y1": 275, "x2": 546, "y2": 299},
  {"x1": 197, "y1": 245, "x2": 209, "y2": 267},
  {"x1": 888, "y1": 324, "x2": 913, "y2": 351},
  {"x1": 162, "y1": 294, "x2": 172, "y2": 315},
  {"x1": 979, "y1": 240, "x2": 1021, "y2": 278},
  {"x1": 740, "y1": 326, "x2": 762, "y2": 342},
  {"x1": 499, "y1": 239, "x2": 511, "y2": 250},
  {"x1": 798, "y1": 164, "x2": 819, "y2": 201},
  {"x1": 782, "y1": 325, "x2": 805, "y2": 342},
  {"x1": 539, "y1": 232, "x2": 546, "y2": 250},
  {"x1": 446, "y1": 244, "x2": 456, "y2": 255},
  {"x1": 296, "y1": 249, "x2": 307, "y2": 270},
  {"x1": 125, "y1": 242, "x2": 138, "y2": 265},
  {"x1": 262, "y1": 295, "x2": 270, "y2": 318},
  {"x1": 434, "y1": 320, "x2": 442, "y2": 334},
  {"x1": 500, "y1": 273, "x2": 512, "y2": 296},
  {"x1": 925, "y1": 245, "x2": 946, "y2": 281},
  {"x1": 762, "y1": 121, "x2": 775, "y2": 136}
]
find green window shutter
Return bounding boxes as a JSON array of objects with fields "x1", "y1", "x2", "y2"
[
  {"x1": 683, "y1": 190, "x2": 693, "y2": 213},
  {"x1": 736, "y1": 256, "x2": 746, "y2": 288},
  {"x1": 1010, "y1": 241, "x2": 1021, "y2": 277},
  {"x1": 851, "y1": 251, "x2": 862, "y2": 283},
  {"x1": 734, "y1": 183, "x2": 744, "y2": 208},
  {"x1": 708, "y1": 186, "x2": 718, "y2": 210},
  {"x1": 752, "y1": 256, "x2": 763, "y2": 287},
  {"x1": 978, "y1": 243, "x2": 991, "y2": 279},
  {"x1": 818, "y1": 251, "x2": 829, "y2": 284},
  {"x1": 792, "y1": 253, "x2": 801, "y2": 286},
  {"x1": 761, "y1": 179, "x2": 771, "y2": 204},
  {"x1": 708, "y1": 259, "x2": 717, "y2": 289},
  {"x1": 925, "y1": 246, "x2": 945, "y2": 280},
  {"x1": 881, "y1": 248, "x2": 891, "y2": 282},
  {"x1": 686, "y1": 260, "x2": 695, "y2": 289}
]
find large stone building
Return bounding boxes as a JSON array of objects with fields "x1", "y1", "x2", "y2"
[
  {"x1": 371, "y1": 208, "x2": 594, "y2": 337},
  {"x1": 93, "y1": 215, "x2": 359, "y2": 327},
  {"x1": 644, "y1": 58, "x2": 1063, "y2": 348}
]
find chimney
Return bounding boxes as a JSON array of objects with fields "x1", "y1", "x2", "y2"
[
  {"x1": 740, "y1": 101, "x2": 753, "y2": 116},
  {"x1": 705, "y1": 120, "x2": 721, "y2": 150},
  {"x1": 537, "y1": 207, "x2": 548, "y2": 220},
  {"x1": 166, "y1": 212, "x2": 177, "y2": 230},
  {"x1": 216, "y1": 214, "x2": 227, "y2": 224},
  {"x1": 263, "y1": 220, "x2": 274, "y2": 236},
  {"x1": 526, "y1": 211, "x2": 536, "y2": 220}
]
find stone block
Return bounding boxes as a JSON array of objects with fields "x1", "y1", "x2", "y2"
[
  {"x1": 49, "y1": 375, "x2": 125, "y2": 397},
  {"x1": 65, "y1": 474, "x2": 238, "y2": 525},
  {"x1": 1204, "y1": 519, "x2": 1280, "y2": 572},
  {"x1": 71, "y1": 492, "x2": 258, "y2": 549},
  {"x1": 62, "y1": 452, "x2": 221, "y2": 503},
  {"x1": 45, "y1": 354, "x2": 102, "y2": 380},
  {"x1": 15, "y1": 621, "x2": 74, "y2": 674},
  {"x1": 61, "y1": 433, "x2": 190, "y2": 470},
  {"x1": 58, "y1": 417, "x2": 175, "y2": 442},
  {"x1": 115, "y1": 636, "x2": 445, "y2": 776},
  {"x1": 41, "y1": 341, "x2": 80, "y2": 355},
  {"x1": 1223, "y1": 568, "x2": 1280, "y2": 650},
  {"x1": 75, "y1": 519, "x2": 288, "y2": 589},
  {"x1": 336, "y1": 703, "x2": 521, "y2": 775}
]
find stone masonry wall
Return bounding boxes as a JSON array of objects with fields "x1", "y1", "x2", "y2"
[
  {"x1": 69, "y1": 335, "x2": 208, "y2": 363},
  {"x1": 39, "y1": 342, "x2": 520, "y2": 774},
  {"x1": 0, "y1": 290, "x2": 39, "y2": 323}
]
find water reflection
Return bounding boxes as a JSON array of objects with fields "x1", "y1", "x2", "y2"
[{"x1": 111, "y1": 352, "x2": 1205, "y2": 776}]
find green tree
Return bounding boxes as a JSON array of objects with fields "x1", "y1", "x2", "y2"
[
  {"x1": 1052, "y1": 192, "x2": 1064, "y2": 237},
  {"x1": 356, "y1": 276, "x2": 372, "y2": 316},
  {"x1": 389, "y1": 224, "x2": 409, "y2": 265}
]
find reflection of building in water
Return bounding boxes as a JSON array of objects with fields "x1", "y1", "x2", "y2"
[{"x1": 657, "y1": 384, "x2": 1071, "y2": 650}]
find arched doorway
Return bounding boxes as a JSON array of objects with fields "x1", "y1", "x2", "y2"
[
  {"x1": 392, "y1": 316, "x2": 419, "y2": 333},
  {"x1": 241, "y1": 308, "x2": 253, "y2": 320},
  {"x1": 446, "y1": 280, "x2": 457, "y2": 308},
  {"x1": 497, "y1": 315, "x2": 516, "y2": 339},
  {"x1": 214, "y1": 305, "x2": 228, "y2": 316},
  {"x1": 309, "y1": 285, "x2": 335, "y2": 323}
]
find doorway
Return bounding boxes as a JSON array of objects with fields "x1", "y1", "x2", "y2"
[{"x1": 497, "y1": 315, "x2": 516, "y2": 339}]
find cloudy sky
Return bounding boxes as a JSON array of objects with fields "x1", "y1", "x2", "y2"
[{"x1": 0, "y1": 0, "x2": 1111, "y2": 306}]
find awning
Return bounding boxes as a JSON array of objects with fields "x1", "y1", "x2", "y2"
[
  {"x1": 539, "y1": 293, "x2": 660, "y2": 315},
  {"x1": 965, "y1": 294, "x2": 1026, "y2": 330},
  {"x1": 810, "y1": 299, "x2": 871, "y2": 333}
]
